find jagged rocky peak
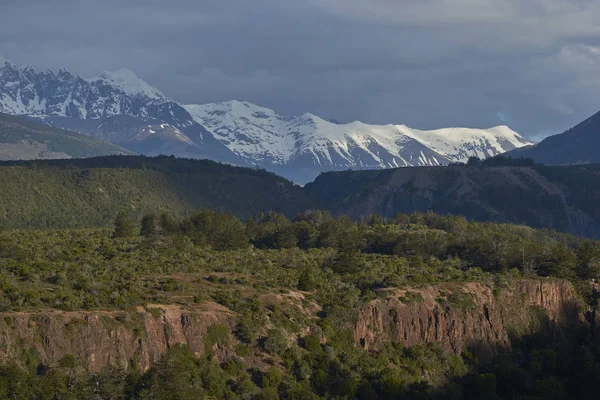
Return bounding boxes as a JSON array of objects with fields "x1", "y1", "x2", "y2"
[
  {"x1": 0, "y1": 56, "x2": 179, "y2": 122},
  {"x1": 184, "y1": 99, "x2": 533, "y2": 182},
  {"x1": 91, "y1": 68, "x2": 166, "y2": 100}
]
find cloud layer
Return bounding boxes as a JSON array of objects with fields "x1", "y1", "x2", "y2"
[{"x1": 3, "y1": 0, "x2": 600, "y2": 138}]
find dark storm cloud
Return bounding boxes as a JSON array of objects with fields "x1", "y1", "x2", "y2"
[{"x1": 3, "y1": 0, "x2": 600, "y2": 139}]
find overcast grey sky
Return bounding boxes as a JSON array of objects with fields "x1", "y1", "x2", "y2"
[{"x1": 2, "y1": 0, "x2": 600, "y2": 139}]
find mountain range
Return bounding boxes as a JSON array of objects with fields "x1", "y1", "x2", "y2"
[
  {"x1": 184, "y1": 101, "x2": 531, "y2": 183},
  {"x1": 0, "y1": 56, "x2": 532, "y2": 183}
]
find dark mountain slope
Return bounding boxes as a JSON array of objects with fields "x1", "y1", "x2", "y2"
[
  {"x1": 306, "y1": 163, "x2": 600, "y2": 238},
  {"x1": 508, "y1": 110, "x2": 600, "y2": 165},
  {"x1": 4, "y1": 154, "x2": 600, "y2": 238},
  {"x1": 0, "y1": 112, "x2": 131, "y2": 160},
  {"x1": 0, "y1": 155, "x2": 311, "y2": 229}
]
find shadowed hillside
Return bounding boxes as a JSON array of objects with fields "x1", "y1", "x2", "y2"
[
  {"x1": 306, "y1": 162, "x2": 600, "y2": 238},
  {"x1": 0, "y1": 155, "x2": 311, "y2": 229},
  {"x1": 0, "y1": 113, "x2": 131, "y2": 160},
  {"x1": 507, "y1": 110, "x2": 600, "y2": 165},
  {"x1": 4, "y1": 155, "x2": 600, "y2": 239}
]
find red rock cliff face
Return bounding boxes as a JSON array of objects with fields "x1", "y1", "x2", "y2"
[
  {"x1": 0, "y1": 280, "x2": 583, "y2": 373},
  {"x1": 354, "y1": 280, "x2": 581, "y2": 357},
  {"x1": 0, "y1": 303, "x2": 235, "y2": 373}
]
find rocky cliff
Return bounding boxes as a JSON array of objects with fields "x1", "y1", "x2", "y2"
[
  {"x1": 354, "y1": 280, "x2": 581, "y2": 358},
  {"x1": 0, "y1": 303, "x2": 236, "y2": 373},
  {"x1": 0, "y1": 280, "x2": 586, "y2": 373}
]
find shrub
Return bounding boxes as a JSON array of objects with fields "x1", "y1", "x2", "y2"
[{"x1": 262, "y1": 329, "x2": 288, "y2": 355}]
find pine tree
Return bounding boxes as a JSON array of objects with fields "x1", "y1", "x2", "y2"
[
  {"x1": 297, "y1": 268, "x2": 316, "y2": 291},
  {"x1": 160, "y1": 212, "x2": 179, "y2": 234},
  {"x1": 140, "y1": 213, "x2": 160, "y2": 237},
  {"x1": 113, "y1": 212, "x2": 135, "y2": 238}
]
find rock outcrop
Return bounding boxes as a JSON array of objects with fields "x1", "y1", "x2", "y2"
[
  {"x1": 0, "y1": 303, "x2": 235, "y2": 373},
  {"x1": 354, "y1": 280, "x2": 581, "y2": 358},
  {"x1": 0, "y1": 280, "x2": 586, "y2": 372}
]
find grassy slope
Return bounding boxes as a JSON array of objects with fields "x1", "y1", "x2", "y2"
[{"x1": 0, "y1": 113, "x2": 131, "y2": 160}]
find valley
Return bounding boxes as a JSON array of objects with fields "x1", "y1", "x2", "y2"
[{"x1": 3, "y1": 1, "x2": 600, "y2": 399}]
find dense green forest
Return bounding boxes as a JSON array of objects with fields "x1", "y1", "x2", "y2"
[
  {"x1": 0, "y1": 156, "x2": 310, "y2": 228},
  {"x1": 0, "y1": 209, "x2": 599, "y2": 399}
]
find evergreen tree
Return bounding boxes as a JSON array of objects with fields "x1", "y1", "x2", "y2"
[
  {"x1": 275, "y1": 225, "x2": 298, "y2": 249},
  {"x1": 113, "y1": 212, "x2": 136, "y2": 238},
  {"x1": 297, "y1": 268, "x2": 316, "y2": 291},
  {"x1": 160, "y1": 212, "x2": 179, "y2": 234},
  {"x1": 140, "y1": 213, "x2": 160, "y2": 237},
  {"x1": 294, "y1": 221, "x2": 319, "y2": 249}
]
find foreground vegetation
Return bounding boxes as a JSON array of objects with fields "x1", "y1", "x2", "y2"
[{"x1": 0, "y1": 210, "x2": 599, "y2": 398}]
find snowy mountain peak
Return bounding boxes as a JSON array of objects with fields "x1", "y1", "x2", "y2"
[
  {"x1": 189, "y1": 100, "x2": 280, "y2": 123},
  {"x1": 0, "y1": 55, "x2": 14, "y2": 67},
  {"x1": 184, "y1": 100, "x2": 533, "y2": 183},
  {"x1": 227, "y1": 100, "x2": 276, "y2": 115},
  {"x1": 92, "y1": 68, "x2": 165, "y2": 100},
  {"x1": 226, "y1": 100, "x2": 254, "y2": 107},
  {"x1": 0, "y1": 59, "x2": 179, "y2": 120},
  {"x1": 57, "y1": 68, "x2": 74, "y2": 79},
  {"x1": 300, "y1": 112, "x2": 321, "y2": 121}
]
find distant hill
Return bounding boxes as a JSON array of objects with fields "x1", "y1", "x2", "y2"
[
  {"x1": 305, "y1": 162, "x2": 600, "y2": 238},
  {"x1": 0, "y1": 156, "x2": 310, "y2": 229},
  {"x1": 4, "y1": 155, "x2": 600, "y2": 238},
  {"x1": 507, "y1": 110, "x2": 600, "y2": 165},
  {"x1": 0, "y1": 112, "x2": 131, "y2": 160}
]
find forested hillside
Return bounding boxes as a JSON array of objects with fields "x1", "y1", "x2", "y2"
[
  {"x1": 307, "y1": 157, "x2": 600, "y2": 238},
  {"x1": 0, "y1": 156, "x2": 310, "y2": 229},
  {"x1": 4, "y1": 155, "x2": 600, "y2": 241},
  {"x1": 0, "y1": 210, "x2": 598, "y2": 398},
  {"x1": 506, "y1": 110, "x2": 600, "y2": 165}
]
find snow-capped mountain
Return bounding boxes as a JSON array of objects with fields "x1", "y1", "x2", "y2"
[
  {"x1": 0, "y1": 57, "x2": 533, "y2": 183},
  {"x1": 0, "y1": 57, "x2": 238, "y2": 162},
  {"x1": 0, "y1": 58, "x2": 169, "y2": 119},
  {"x1": 184, "y1": 100, "x2": 532, "y2": 182}
]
